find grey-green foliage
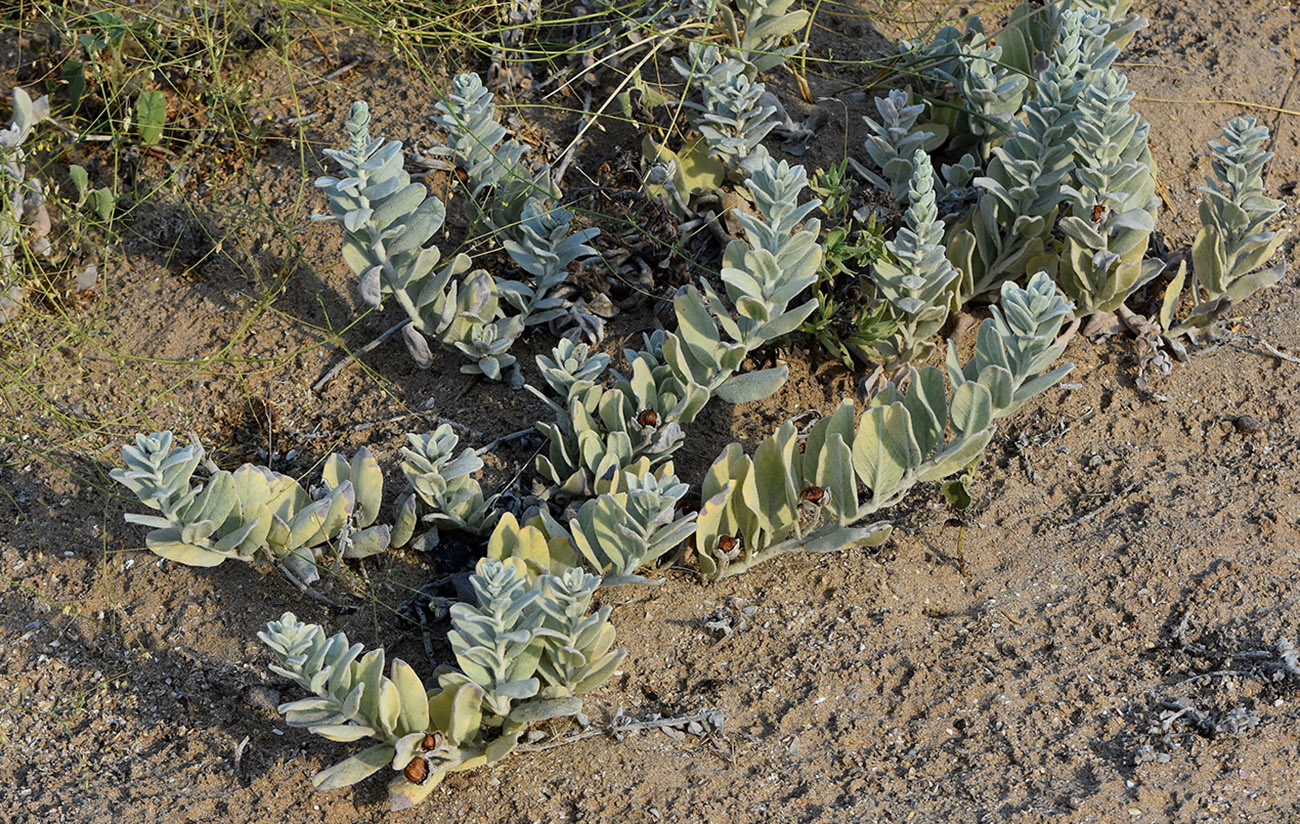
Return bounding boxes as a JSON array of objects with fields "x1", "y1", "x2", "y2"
[
  {"x1": 430, "y1": 73, "x2": 536, "y2": 241},
  {"x1": 533, "y1": 361, "x2": 688, "y2": 499},
  {"x1": 1055, "y1": 69, "x2": 1159, "y2": 316},
  {"x1": 672, "y1": 44, "x2": 777, "y2": 176},
  {"x1": 536, "y1": 469, "x2": 698, "y2": 585},
  {"x1": 533, "y1": 157, "x2": 824, "y2": 498},
  {"x1": 695, "y1": 275, "x2": 1074, "y2": 580},
  {"x1": 869, "y1": 150, "x2": 959, "y2": 366},
  {"x1": 315, "y1": 101, "x2": 521, "y2": 382},
  {"x1": 719, "y1": 0, "x2": 810, "y2": 74},
  {"x1": 1166, "y1": 118, "x2": 1289, "y2": 334},
  {"x1": 853, "y1": 90, "x2": 948, "y2": 204},
  {"x1": 112, "y1": 432, "x2": 389, "y2": 582},
  {"x1": 998, "y1": 0, "x2": 1135, "y2": 79},
  {"x1": 391, "y1": 425, "x2": 494, "y2": 551},
  {"x1": 499, "y1": 198, "x2": 600, "y2": 329},
  {"x1": 260, "y1": 574, "x2": 622, "y2": 811},
  {"x1": 946, "y1": 272, "x2": 1075, "y2": 419},
  {"x1": 718, "y1": 156, "x2": 823, "y2": 350},
  {"x1": 1, "y1": 87, "x2": 51, "y2": 322},
  {"x1": 948, "y1": 10, "x2": 1094, "y2": 301},
  {"x1": 530, "y1": 339, "x2": 611, "y2": 415},
  {"x1": 535, "y1": 567, "x2": 627, "y2": 692},
  {"x1": 900, "y1": 21, "x2": 1027, "y2": 156},
  {"x1": 446, "y1": 560, "x2": 547, "y2": 717},
  {"x1": 957, "y1": 30, "x2": 1030, "y2": 149},
  {"x1": 432, "y1": 73, "x2": 601, "y2": 338},
  {"x1": 260, "y1": 612, "x2": 483, "y2": 810}
]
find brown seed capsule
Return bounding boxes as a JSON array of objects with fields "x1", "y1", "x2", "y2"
[
  {"x1": 403, "y1": 756, "x2": 430, "y2": 785},
  {"x1": 421, "y1": 732, "x2": 442, "y2": 751},
  {"x1": 637, "y1": 409, "x2": 659, "y2": 427},
  {"x1": 801, "y1": 485, "x2": 826, "y2": 505},
  {"x1": 717, "y1": 534, "x2": 737, "y2": 554},
  {"x1": 1091, "y1": 204, "x2": 1107, "y2": 222}
]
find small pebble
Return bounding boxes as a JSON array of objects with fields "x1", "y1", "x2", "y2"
[{"x1": 1233, "y1": 414, "x2": 1265, "y2": 435}]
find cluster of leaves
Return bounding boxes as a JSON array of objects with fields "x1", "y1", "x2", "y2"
[
  {"x1": 315, "y1": 100, "x2": 524, "y2": 383},
  {"x1": 1163, "y1": 118, "x2": 1290, "y2": 335},
  {"x1": 695, "y1": 272, "x2": 1073, "y2": 579},
  {"x1": 849, "y1": 0, "x2": 1285, "y2": 376},
  {"x1": 431, "y1": 73, "x2": 606, "y2": 342},
  {"x1": 531, "y1": 154, "x2": 821, "y2": 498},
  {"x1": 0, "y1": 88, "x2": 52, "y2": 323},
  {"x1": 671, "y1": 44, "x2": 777, "y2": 177},
  {"x1": 111, "y1": 432, "x2": 390, "y2": 583},
  {"x1": 643, "y1": 0, "x2": 807, "y2": 212},
  {"x1": 718, "y1": 0, "x2": 810, "y2": 75},
  {"x1": 260, "y1": 555, "x2": 623, "y2": 810},
  {"x1": 489, "y1": 466, "x2": 697, "y2": 586},
  {"x1": 391, "y1": 425, "x2": 496, "y2": 552}
]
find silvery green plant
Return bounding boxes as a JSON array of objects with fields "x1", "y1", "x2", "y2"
[
  {"x1": 868, "y1": 150, "x2": 959, "y2": 367},
  {"x1": 112, "y1": 431, "x2": 389, "y2": 583},
  {"x1": 719, "y1": 155, "x2": 822, "y2": 351},
  {"x1": 535, "y1": 568, "x2": 627, "y2": 692},
  {"x1": 533, "y1": 372, "x2": 687, "y2": 499},
  {"x1": 945, "y1": 272, "x2": 1076, "y2": 419},
  {"x1": 499, "y1": 198, "x2": 601, "y2": 330},
  {"x1": 1075, "y1": 0, "x2": 1148, "y2": 49},
  {"x1": 718, "y1": 0, "x2": 810, "y2": 74},
  {"x1": 1055, "y1": 69, "x2": 1159, "y2": 316},
  {"x1": 314, "y1": 101, "x2": 452, "y2": 311},
  {"x1": 852, "y1": 89, "x2": 948, "y2": 205},
  {"x1": 529, "y1": 339, "x2": 611, "y2": 415},
  {"x1": 432, "y1": 73, "x2": 602, "y2": 339},
  {"x1": 897, "y1": 23, "x2": 965, "y2": 96},
  {"x1": 936, "y1": 153, "x2": 982, "y2": 213},
  {"x1": 1163, "y1": 118, "x2": 1289, "y2": 335},
  {"x1": 260, "y1": 573, "x2": 621, "y2": 811},
  {"x1": 900, "y1": 21, "x2": 1027, "y2": 159},
  {"x1": 695, "y1": 276, "x2": 1074, "y2": 580},
  {"x1": 533, "y1": 159, "x2": 828, "y2": 498},
  {"x1": 947, "y1": 12, "x2": 1090, "y2": 301},
  {"x1": 998, "y1": 0, "x2": 1132, "y2": 79},
  {"x1": 1, "y1": 87, "x2": 51, "y2": 322},
  {"x1": 955, "y1": 30, "x2": 1030, "y2": 152},
  {"x1": 391, "y1": 425, "x2": 494, "y2": 551},
  {"x1": 534, "y1": 469, "x2": 698, "y2": 586},
  {"x1": 259, "y1": 612, "x2": 490, "y2": 809},
  {"x1": 430, "y1": 73, "x2": 536, "y2": 241},
  {"x1": 315, "y1": 101, "x2": 522, "y2": 382},
  {"x1": 445, "y1": 560, "x2": 549, "y2": 718},
  {"x1": 671, "y1": 44, "x2": 777, "y2": 176},
  {"x1": 533, "y1": 158, "x2": 826, "y2": 498}
]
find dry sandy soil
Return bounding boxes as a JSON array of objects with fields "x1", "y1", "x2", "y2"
[{"x1": 3, "y1": 0, "x2": 1300, "y2": 822}]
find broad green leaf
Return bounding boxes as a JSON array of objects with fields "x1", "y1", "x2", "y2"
[
  {"x1": 715, "y1": 366, "x2": 789, "y2": 404},
  {"x1": 136, "y1": 90, "x2": 167, "y2": 146},
  {"x1": 950, "y1": 381, "x2": 993, "y2": 435},
  {"x1": 312, "y1": 743, "x2": 393, "y2": 790},
  {"x1": 391, "y1": 659, "x2": 430, "y2": 733}
]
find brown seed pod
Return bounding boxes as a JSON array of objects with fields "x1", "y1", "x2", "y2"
[
  {"x1": 800, "y1": 485, "x2": 826, "y2": 505},
  {"x1": 403, "y1": 756, "x2": 430, "y2": 785},
  {"x1": 637, "y1": 409, "x2": 659, "y2": 427},
  {"x1": 717, "y1": 534, "x2": 737, "y2": 554},
  {"x1": 1091, "y1": 204, "x2": 1107, "y2": 222},
  {"x1": 421, "y1": 732, "x2": 443, "y2": 751}
]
